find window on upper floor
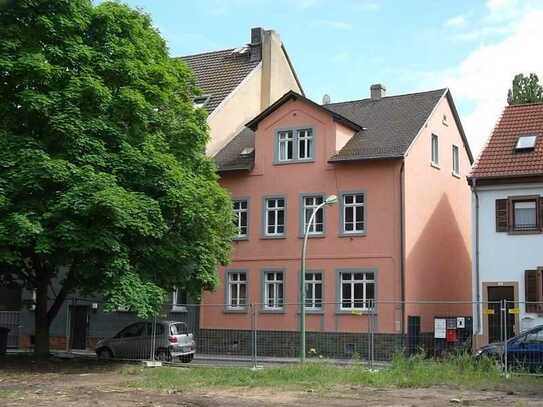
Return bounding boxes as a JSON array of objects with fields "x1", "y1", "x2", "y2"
[
  {"x1": 276, "y1": 128, "x2": 314, "y2": 163},
  {"x1": 341, "y1": 192, "x2": 365, "y2": 235},
  {"x1": 495, "y1": 196, "x2": 542, "y2": 234},
  {"x1": 264, "y1": 197, "x2": 286, "y2": 237},
  {"x1": 302, "y1": 195, "x2": 324, "y2": 235},
  {"x1": 431, "y1": 134, "x2": 439, "y2": 167},
  {"x1": 172, "y1": 288, "x2": 188, "y2": 312},
  {"x1": 233, "y1": 199, "x2": 248, "y2": 239},
  {"x1": 452, "y1": 145, "x2": 460, "y2": 177}
]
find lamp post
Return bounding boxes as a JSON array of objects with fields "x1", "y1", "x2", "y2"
[{"x1": 300, "y1": 194, "x2": 338, "y2": 362}]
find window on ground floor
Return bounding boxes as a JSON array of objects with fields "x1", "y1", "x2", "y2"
[
  {"x1": 525, "y1": 268, "x2": 543, "y2": 313},
  {"x1": 340, "y1": 271, "x2": 375, "y2": 311},
  {"x1": 263, "y1": 271, "x2": 284, "y2": 310},
  {"x1": 304, "y1": 272, "x2": 322, "y2": 310},
  {"x1": 227, "y1": 271, "x2": 247, "y2": 309}
]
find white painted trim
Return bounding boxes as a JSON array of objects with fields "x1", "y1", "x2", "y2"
[
  {"x1": 403, "y1": 89, "x2": 448, "y2": 158},
  {"x1": 473, "y1": 183, "x2": 543, "y2": 192}
]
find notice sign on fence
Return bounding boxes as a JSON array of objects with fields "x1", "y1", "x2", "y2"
[{"x1": 434, "y1": 318, "x2": 447, "y2": 339}]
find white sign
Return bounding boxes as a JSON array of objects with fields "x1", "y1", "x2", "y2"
[
  {"x1": 434, "y1": 318, "x2": 447, "y2": 339},
  {"x1": 456, "y1": 317, "x2": 465, "y2": 329}
]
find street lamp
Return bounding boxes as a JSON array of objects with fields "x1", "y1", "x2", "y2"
[{"x1": 300, "y1": 194, "x2": 338, "y2": 362}]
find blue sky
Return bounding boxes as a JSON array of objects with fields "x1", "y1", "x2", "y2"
[{"x1": 104, "y1": 0, "x2": 543, "y2": 155}]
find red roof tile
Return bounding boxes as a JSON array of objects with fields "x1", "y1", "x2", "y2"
[{"x1": 470, "y1": 103, "x2": 543, "y2": 179}]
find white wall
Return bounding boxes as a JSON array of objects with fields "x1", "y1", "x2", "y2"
[{"x1": 472, "y1": 183, "x2": 543, "y2": 334}]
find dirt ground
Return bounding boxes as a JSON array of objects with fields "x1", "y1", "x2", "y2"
[{"x1": 1, "y1": 358, "x2": 542, "y2": 407}]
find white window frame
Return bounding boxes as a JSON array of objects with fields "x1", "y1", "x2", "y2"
[
  {"x1": 172, "y1": 288, "x2": 187, "y2": 312},
  {"x1": 233, "y1": 199, "x2": 248, "y2": 239},
  {"x1": 305, "y1": 272, "x2": 323, "y2": 310},
  {"x1": 431, "y1": 134, "x2": 439, "y2": 166},
  {"x1": 264, "y1": 271, "x2": 284, "y2": 310},
  {"x1": 340, "y1": 272, "x2": 375, "y2": 311},
  {"x1": 452, "y1": 145, "x2": 460, "y2": 176},
  {"x1": 265, "y1": 198, "x2": 286, "y2": 236},
  {"x1": 277, "y1": 130, "x2": 294, "y2": 162},
  {"x1": 342, "y1": 193, "x2": 365, "y2": 234},
  {"x1": 227, "y1": 271, "x2": 247, "y2": 309},
  {"x1": 303, "y1": 195, "x2": 324, "y2": 235},
  {"x1": 297, "y1": 129, "x2": 313, "y2": 160}
]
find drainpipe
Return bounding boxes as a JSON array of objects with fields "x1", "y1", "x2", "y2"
[
  {"x1": 399, "y1": 161, "x2": 406, "y2": 335},
  {"x1": 473, "y1": 178, "x2": 481, "y2": 334}
]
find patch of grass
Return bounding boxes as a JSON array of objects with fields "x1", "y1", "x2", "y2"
[
  {"x1": 123, "y1": 353, "x2": 541, "y2": 393},
  {"x1": 0, "y1": 388, "x2": 19, "y2": 399}
]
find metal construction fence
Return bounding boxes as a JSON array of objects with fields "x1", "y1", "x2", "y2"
[{"x1": 4, "y1": 298, "x2": 542, "y2": 375}]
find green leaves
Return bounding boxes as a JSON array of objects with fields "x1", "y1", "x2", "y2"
[
  {"x1": 0, "y1": 0, "x2": 235, "y2": 317},
  {"x1": 507, "y1": 73, "x2": 543, "y2": 105}
]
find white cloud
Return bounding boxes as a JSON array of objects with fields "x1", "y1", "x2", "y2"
[
  {"x1": 438, "y1": 9, "x2": 543, "y2": 157},
  {"x1": 313, "y1": 19, "x2": 353, "y2": 31},
  {"x1": 444, "y1": 15, "x2": 466, "y2": 28}
]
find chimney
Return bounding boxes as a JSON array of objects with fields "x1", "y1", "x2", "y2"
[
  {"x1": 370, "y1": 83, "x2": 386, "y2": 100},
  {"x1": 322, "y1": 94, "x2": 331, "y2": 105},
  {"x1": 250, "y1": 27, "x2": 263, "y2": 62}
]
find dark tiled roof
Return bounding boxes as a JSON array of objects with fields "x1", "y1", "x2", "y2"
[
  {"x1": 325, "y1": 89, "x2": 446, "y2": 161},
  {"x1": 470, "y1": 103, "x2": 543, "y2": 179},
  {"x1": 179, "y1": 48, "x2": 260, "y2": 113},
  {"x1": 215, "y1": 88, "x2": 469, "y2": 171},
  {"x1": 214, "y1": 127, "x2": 255, "y2": 171}
]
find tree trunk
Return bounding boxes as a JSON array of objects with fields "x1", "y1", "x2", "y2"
[{"x1": 34, "y1": 272, "x2": 50, "y2": 356}]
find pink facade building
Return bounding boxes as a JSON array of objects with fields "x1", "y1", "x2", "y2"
[{"x1": 202, "y1": 86, "x2": 473, "y2": 351}]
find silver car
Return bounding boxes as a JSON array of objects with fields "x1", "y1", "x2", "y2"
[{"x1": 95, "y1": 321, "x2": 196, "y2": 363}]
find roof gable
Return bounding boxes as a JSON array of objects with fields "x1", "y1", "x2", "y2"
[
  {"x1": 470, "y1": 103, "x2": 543, "y2": 181},
  {"x1": 246, "y1": 90, "x2": 362, "y2": 132}
]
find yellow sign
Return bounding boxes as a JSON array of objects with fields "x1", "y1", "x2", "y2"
[
  {"x1": 508, "y1": 308, "x2": 520, "y2": 315},
  {"x1": 351, "y1": 310, "x2": 363, "y2": 316},
  {"x1": 483, "y1": 309, "x2": 495, "y2": 315}
]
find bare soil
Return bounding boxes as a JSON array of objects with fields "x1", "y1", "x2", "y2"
[{"x1": 1, "y1": 357, "x2": 542, "y2": 406}]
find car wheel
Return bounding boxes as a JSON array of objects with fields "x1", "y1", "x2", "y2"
[
  {"x1": 97, "y1": 348, "x2": 113, "y2": 360},
  {"x1": 180, "y1": 354, "x2": 194, "y2": 363},
  {"x1": 155, "y1": 349, "x2": 172, "y2": 362}
]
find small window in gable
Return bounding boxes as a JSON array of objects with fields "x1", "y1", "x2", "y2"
[
  {"x1": 275, "y1": 128, "x2": 314, "y2": 163},
  {"x1": 431, "y1": 134, "x2": 439, "y2": 166},
  {"x1": 278, "y1": 130, "x2": 294, "y2": 161},
  {"x1": 193, "y1": 95, "x2": 210, "y2": 109}
]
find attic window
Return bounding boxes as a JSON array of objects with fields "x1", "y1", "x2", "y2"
[
  {"x1": 515, "y1": 134, "x2": 537, "y2": 151},
  {"x1": 240, "y1": 147, "x2": 254, "y2": 157},
  {"x1": 193, "y1": 95, "x2": 210, "y2": 109}
]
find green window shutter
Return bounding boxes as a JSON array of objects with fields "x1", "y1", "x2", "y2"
[{"x1": 495, "y1": 199, "x2": 509, "y2": 232}]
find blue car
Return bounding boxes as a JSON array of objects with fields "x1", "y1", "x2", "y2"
[{"x1": 476, "y1": 325, "x2": 543, "y2": 372}]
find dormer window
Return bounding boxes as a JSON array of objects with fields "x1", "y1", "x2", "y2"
[
  {"x1": 193, "y1": 95, "x2": 210, "y2": 109},
  {"x1": 515, "y1": 134, "x2": 537, "y2": 151},
  {"x1": 275, "y1": 128, "x2": 314, "y2": 164}
]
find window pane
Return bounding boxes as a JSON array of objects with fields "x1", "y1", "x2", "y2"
[
  {"x1": 277, "y1": 199, "x2": 285, "y2": 207},
  {"x1": 342, "y1": 273, "x2": 351, "y2": 281},
  {"x1": 267, "y1": 199, "x2": 275, "y2": 208},
  {"x1": 239, "y1": 273, "x2": 247, "y2": 281},
  {"x1": 239, "y1": 284, "x2": 246, "y2": 304},
  {"x1": 345, "y1": 207, "x2": 353, "y2": 223},
  {"x1": 355, "y1": 194, "x2": 364, "y2": 204},
  {"x1": 276, "y1": 272, "x2": 283, "y2": 281},
  {"x1": 354, "y1": 273, "x2": 364, "y2": 280},
  {"x1": 342, "y1": 283, "x2": 351, "y2": 308},
  {"x1": 278, "y1": 283, "x2": 283, "y2": 305},
  {"x1": 277, "y1": 209, "x2": 284, "y2": 226},
  {"x1": 345, "y1": 195, "x2": 353, "y2": 204},
  {"x1": 315, "y1": 283, "x2": 322, "y2": 302},
  {"x1": 353, "y1": 283, "x2": 364, "y2": 307},
  {"x1": 366, "y1": 282, "x2": 375, "y2": 301}
]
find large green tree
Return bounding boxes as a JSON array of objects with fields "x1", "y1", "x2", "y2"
[
  {"x1": 507, "y1": 73, "x2": 543, "y2": 105},
  {"x1": 0, "y1": 0, "x2": 234, "y2": 354}
]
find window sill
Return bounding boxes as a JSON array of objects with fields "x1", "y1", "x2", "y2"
[
  {"x1": 335, "y1": 310, "x2": 376, "y2": 315},
  {"x1": 507, "y1": 229, "x2": 542, "y2": 235},
  {"x1": 259, "y1": 308, "x2": 286, "y2": 314},
  {"x1": 223, "y1": 307, "x2": 249, "y2": 314},
  {"x1": 170, "y1": 306, "x2": 188, "y2": 313},
  {"x1": 338, "y1": 232, "x2": 366, "y2": 238},
  {"x1": 430, "y1": 162, "x2": 440, "y2": 170},
  {"x1": 261, "y1": 235, "x2": 287, "y2": 240},
  {"x1": 298, "y1": 233, "x2": 326, "y2": 239},
  {"x1": 297, "y1": 310, "x2": 325, "y2": 315},
  {"x1": 233, "y1": 236, "x2": 249, "y2": 241},
  {"x1": 273, "y1": 159, "x2": 315, "y2": 166},
  {"x1": 452, "y1": 172, "x2": 460, "y2": 179}
]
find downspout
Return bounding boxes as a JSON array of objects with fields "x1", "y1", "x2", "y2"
[
  {"x1": 400, "y1": 161, "x2": 406, "y2": 335},
  {"x1": 473, "y1": 177, "x2": 481, "y2": 334}
]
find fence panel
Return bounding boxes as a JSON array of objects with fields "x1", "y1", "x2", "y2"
[{"x1": 503, "y1": 300, "x2": 543, "y2": 376}]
